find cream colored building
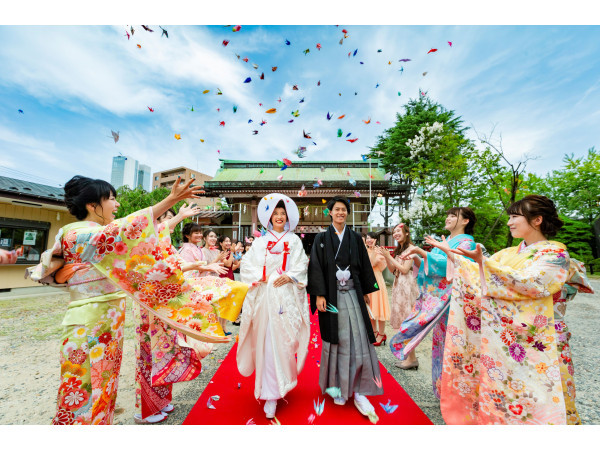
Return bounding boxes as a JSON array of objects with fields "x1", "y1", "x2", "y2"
[
  {"x1": 152, "y1": 166, "x2": 218, "y2": 209},
  {"x1": 0, "y1": 176, "x2": 74, "y2": 291}
]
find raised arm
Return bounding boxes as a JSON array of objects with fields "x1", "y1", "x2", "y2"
[
  {"x1": 152, "y1": 177, "x2": 204, "y2": 221},
  {"x1": 167, "y1": 202, "x2": 201, "y2": 232}
]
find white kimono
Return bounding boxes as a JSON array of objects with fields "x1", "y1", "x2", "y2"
[{"x1": 237, "y1": 230, "x2": 310, "y2": 400}]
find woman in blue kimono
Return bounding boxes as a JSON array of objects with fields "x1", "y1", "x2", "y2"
[{"x1": 389, "y1": 207, "x2": 477, "y2": 399}]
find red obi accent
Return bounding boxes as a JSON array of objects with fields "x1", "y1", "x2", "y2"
[{"x1": 281, "y1": 242, "x2": 290, "y2": 272}]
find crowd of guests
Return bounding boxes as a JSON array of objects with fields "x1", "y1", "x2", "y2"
[{"x1": 13, "y1": 175, "x2": 594, "y2": 425}]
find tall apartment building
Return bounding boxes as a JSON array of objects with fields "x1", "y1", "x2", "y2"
[
  {"x1": 110, "y1": 156, "x2": 151, "y2": 191},
  {"x1": 152, "y1": 166, "x2": 217, "y2": 208}
]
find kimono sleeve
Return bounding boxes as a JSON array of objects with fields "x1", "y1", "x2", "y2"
[
  {"x1": 420, "y1": 247, "x2": 448, "y2": 278},
  {"x1": 483, "y1": 245, "x2": 570, "y2": 301},
  {"x1": 240, "y1": 239, "x2": 265, "y2": 284},
  {"x1": 76, "y1": 208, "x2": 157, "y2": 265},
  {"x1": 307, "y1": 233, "x2": 327, "y2": 296},
  {"x1": 286, "y1": 235, "x2": 308, "y2": 287},
  {"x1": 357, "y1": 234, "x2": 378, "y2": 295}
]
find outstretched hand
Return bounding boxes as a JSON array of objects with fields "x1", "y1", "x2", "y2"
[
  {"x1": 206, "y1": 262, "x2": 228, "y2": 275},
  {"x1": 399, "y1": 246, "x2": 423, "y2": 261},
  {"x1": 178, "y1": 202, "x2": 201, "y2": 220},
  {"x1": 424, "y1": 235, "x2": 452, "y2": 255},
  {"x1": 451, "y1": 243, "x2": 484, "y2": 265},
  {"x1": 169, "y1": 177, "x2": 205, "y2": 203}
]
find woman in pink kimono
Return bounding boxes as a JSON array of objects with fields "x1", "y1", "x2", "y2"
[{"x1": 237, "y1": 193, "x2": 310, "y2": 419}]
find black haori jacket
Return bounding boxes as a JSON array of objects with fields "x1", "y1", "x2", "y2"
[{"x1": 307, "y1": 225, "x2": 378, "y2": 345}]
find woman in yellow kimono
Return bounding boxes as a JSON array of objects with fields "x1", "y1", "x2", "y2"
[
  {"x1": 26, "y1": 176, "x2": 247, "y2": 425},
  {"x1": 428, "y1": 195, "x2": 578, "y2": 424}
]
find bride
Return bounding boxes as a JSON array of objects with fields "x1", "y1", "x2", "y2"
[{"x1": 236, "y1": 193, "x2": 310, "y2": 420}]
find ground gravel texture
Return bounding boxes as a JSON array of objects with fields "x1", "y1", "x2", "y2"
[{"x1": 0, "y1": 280, "x2": 598, "y2": 425}]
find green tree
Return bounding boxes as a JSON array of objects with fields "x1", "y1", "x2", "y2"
[
  {"x1": 555, "y1": 216, "x2": 595, "y2": 267},
  {"x1": 547, "y1": 148, "x2": 600, "y2": 226}
]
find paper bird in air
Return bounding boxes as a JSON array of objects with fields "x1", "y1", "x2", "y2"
[
  {"x1": 303, "y1": 130, "x2": 312, "y2": 139},
  {"x1": 448, "y1": 41, "x2": 452, "y2": 47},
  {"x1": 110, "y1": 130, "x2": 119, "y2": 143},
  {"x1": 327, "y1": 112, "x2": 332, "y2": 120},
  {"x1": 222, "y1": 40, "x2": 230, "y2": 46},
  {"x1": 174, "y1": 134, "x2": 181, "y2": 140},
  {"x1": 219, "y1": 121, "x2": 225, "y2": 127},
  {"x1": 141, "y1": 25, "x2": 153, "y2": 32},
  {"x1": 347, "y1": 138, "x2": 358, "y2": 143},
  {"x1": 285, "y1": 39, "x2": 291, "y2": 45},
  {"x1": 147, "y1": 107, "x2": 154, "y2": 112},
  {"x1": 316, "y1": 43, "x2": 321, "y2": 50},
  {"x1": 159, "y1": 26, "x2": 168, "y2": 38}
]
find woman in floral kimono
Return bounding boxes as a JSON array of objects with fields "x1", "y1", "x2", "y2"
[
  {"x1": 435, "y1": 195, "x2": 584, "y2": 424},
  {"x1": 389, "y1": 207, "x2": 476, "y2": 395},
  {"x1": 26, "y1": 176, "x2": 247, "y2": 425},
  {"x1": 237, "y1": 193, "x2": 310, "y2": 420},
  {"x1": 133, "y1": 203, "x2": 223, "y2": 424}
]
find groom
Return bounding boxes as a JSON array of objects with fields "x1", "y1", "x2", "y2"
[{"x1": 307, "y1": 196, "x2": 383, "y2": 423}]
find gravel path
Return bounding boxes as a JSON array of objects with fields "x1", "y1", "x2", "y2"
[{"x1": 1, "y1": 280, "x2": 598, "y2": 425}]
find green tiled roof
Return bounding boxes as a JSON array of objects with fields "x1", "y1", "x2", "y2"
[
  {"x1": 0, "y1": 175, "x2": 64, "y2": 203},
  {"x1": 206, "y1": 159, "x2": 387, "y2": 186}
]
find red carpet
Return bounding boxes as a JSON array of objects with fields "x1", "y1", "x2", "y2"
[{"x1": 183, "y1": 311, "x2": 433, "y2": 425}]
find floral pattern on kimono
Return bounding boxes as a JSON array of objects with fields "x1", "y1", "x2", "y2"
[
  {"x1": 553, "y1": 258, "x2": 594, "y2": 425},
  {"x1": 26, "y1": 209, "x2": 248, "y2": 424},
  {"x1": 26, "y1": 221, "x2": 127, "y2": 425},
  {"x1": 440, "y1": 240, "x2": 570, "y2": 425},
  {"x1": 55, "y1": 208, "x2": 247, "y2": 342},
  {"x1": 390, "y1": 234, "x2": 475, "y2": 398},
  {"x1": 134, "y1": 223, "x2": 209, "y2": 419}
]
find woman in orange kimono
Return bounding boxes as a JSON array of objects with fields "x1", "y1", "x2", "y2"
[
  {"x1": 26, "y1": 176, "x2": 247, "y2": 425},
  {"x1": 430, "y1": 195, "x2": 583, "y2": 424}
]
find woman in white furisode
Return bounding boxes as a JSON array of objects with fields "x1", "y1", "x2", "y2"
[{"x1": 236, "y1": 193, "x2": 310, "y2": 420}]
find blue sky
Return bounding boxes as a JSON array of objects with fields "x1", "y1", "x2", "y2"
[{"x1": 1, "y1": 23, "x2": 599, "y2": 187}]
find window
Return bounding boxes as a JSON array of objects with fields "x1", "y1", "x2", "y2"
[
  {"x1": 0, "y1": 218, "x2": 50, "y2": 265},
  {"x1": 154, "y1": 176, "x2": 159, "y2": 181}
]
